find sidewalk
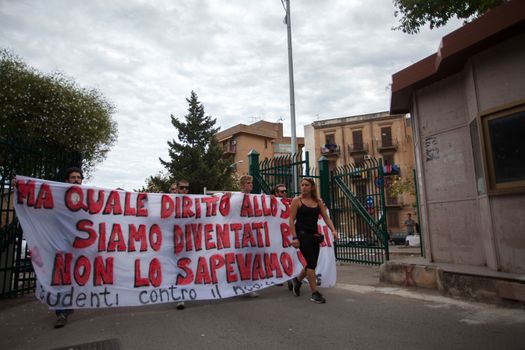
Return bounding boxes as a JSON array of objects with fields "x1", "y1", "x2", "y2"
[{"x1": 379, "y1": 247, "x2": 525, "y2": 305}]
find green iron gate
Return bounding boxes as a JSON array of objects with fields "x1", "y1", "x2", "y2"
[
  {"x1": 330, "y1": 158, "x2": 389, "y2": 265},
  {"x1": 249, "y1": 149, "x2": 389, "y2": 265},
  {"x1": 248, "y1": 149, "x2": 314, "y2": 197},
  {"x1": 0, "y1": 137, "x2": 81, "y2": 298}
]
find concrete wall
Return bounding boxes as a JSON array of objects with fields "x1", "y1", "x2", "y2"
[{"x1": 412, "y1": 32, "x2": 525, "y2": 273}]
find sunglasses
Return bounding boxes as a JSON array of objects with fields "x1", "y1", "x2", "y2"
[{"x1": 178, "y1": 186, "x2": 189, "y2": 190}]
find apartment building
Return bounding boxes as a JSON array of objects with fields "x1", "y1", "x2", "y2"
[
  {"x1": 216, "y1": 120, "x2": 304, "y2": 175},
  {"x1": 304, "y1": 111, "x2": 416, "y2": 233}
]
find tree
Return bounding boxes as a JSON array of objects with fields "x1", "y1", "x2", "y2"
[
  {"x1": 393, "y1": 0, "x2": 505, "y2": 34},
  {"x1": 0, "y1": 49, "x2": 118, "y2": 175},
  {"x1": 156, "y1": 91, "x2": 236, "y2": 193},
  {"x1": 136, "y1": 172, "x2": 170, "y2": 193},
  {"x1": 388, "y1": 175, "x2": 418, "y2": 209}
]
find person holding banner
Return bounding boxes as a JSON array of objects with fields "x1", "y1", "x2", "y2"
[
  {"x1": 289, "y1": 178, "x2": 337, "y2": 304},
  {"x1": 54, "y1": 166, "x2": 83, "y2": 328},
  {"x1": 239, "y1": 175, "x2": 259, "y2": 298},
  {"x1": 272, "y1": 184, "x2": 288, "y2": 199}
]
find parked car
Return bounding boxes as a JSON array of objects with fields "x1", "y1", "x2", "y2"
[{"x1": 389, "y1": 232, "x2": 407, "y2": 245}]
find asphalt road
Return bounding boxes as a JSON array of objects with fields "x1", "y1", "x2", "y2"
[{"x1": 1, "y1": 281, "x2": 524, "y2": 350}]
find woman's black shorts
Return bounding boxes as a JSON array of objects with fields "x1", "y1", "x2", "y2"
[{"x1": 297, "y1": 230, "x2": 321, "y2": 270}]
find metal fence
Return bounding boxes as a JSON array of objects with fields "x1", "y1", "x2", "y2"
[
  {"x1": 249, "y1": 150, "x2": 312, "y2": 197},
  {"x1": 330, "y1": 158, "x2": 389, "y2": 265},
  {"x1": 249, "y1": 150, "x2": 389, "y2": 265},
  {"x1": 0, "y1": 136, "x2": 81, "y2": 298}
]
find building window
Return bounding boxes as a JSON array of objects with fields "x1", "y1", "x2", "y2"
[
  {"x1": 381, "y1": 127, "x2": 393, "y2": 147},
  {"x1": 322, "y1": 133, "x2": 338, "y2": 154},
  {"x1": 352, "y1": 130, "x2": 363, "y2": 150},
  {"x1": 265, "y1": 139, "x2": 268, "y2": 149},
  {"x1": 325, "y1": 134, "x2": 335, "y2": 145},
  {"x1": 481, "y1": 103, "x2": 525, "y2": 193}
]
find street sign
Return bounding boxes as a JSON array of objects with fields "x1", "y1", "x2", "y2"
[{"x1": 366, "y1": 196, "x2": 374, "y2": 208}]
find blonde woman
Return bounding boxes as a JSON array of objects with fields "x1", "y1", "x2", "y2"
[{"x1": 289, "y1": 178, "x2": 338, "y2": 303}]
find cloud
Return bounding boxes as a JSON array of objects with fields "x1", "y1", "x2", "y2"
[{"x1": 0, "y1": 0, "x2": 463, "y2": 190}]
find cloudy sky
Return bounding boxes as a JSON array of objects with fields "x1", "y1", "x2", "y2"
[{"x1": 0, "y1": 0, "x2": 462, "y2": 190}]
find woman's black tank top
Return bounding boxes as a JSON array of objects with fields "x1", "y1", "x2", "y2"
[{"x1": 295, "y1": 200, "x2": 320, "y2": 233}]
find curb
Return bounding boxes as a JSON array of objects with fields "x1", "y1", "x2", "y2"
[{"x1": 379, "y1": 261, "x2": 525, "y2": 306}]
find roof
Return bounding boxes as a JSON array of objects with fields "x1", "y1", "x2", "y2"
[
  {"x1": 311, "y1": 111, "x2": 406, "y2": 128},
  {"x1": 216, "y1": 121, "x2": 281, "y2": 141},
  {"x1": 390, "y1": 0, "x2": 525, "y2": 114}
]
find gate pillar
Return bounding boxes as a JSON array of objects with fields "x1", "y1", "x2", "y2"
[
  {"x1": 318, "y1": 156, "x2": 331, "y2": 208},
  {"x1": 248, "y1": 149, "x2": 260, "y2": 194}
]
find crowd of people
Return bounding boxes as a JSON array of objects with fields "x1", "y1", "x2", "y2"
[{"x1": 16, "y1": 169, "x2": 338, "y2": 328}]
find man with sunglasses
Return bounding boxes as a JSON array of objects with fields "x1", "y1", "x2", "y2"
[
  {"x1": 176, "y1": 180, "x2": 190, "y2": 195},
  {"x1": 273, "y1": 184, "x2": 288, "y2": 199},
  {"x1": 170, "y1": 179, "x2": 190, "y2": 309}
]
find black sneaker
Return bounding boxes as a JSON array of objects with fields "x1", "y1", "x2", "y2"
[
  {"x1": 176, "y1": 301, "x2": 185, "y2": 310},
  {"x1": 54, "y1": 314, "x2": 67, "y2": 328},
  {"x1": 310, "y1": 291, "x2": 326, "y2": 304},
  {"x1": 287, "y1": 280, "x2": 293, "y2": 291},
  {"x1": 292, "y1": 277, "x2": 301, "y2": 297}
]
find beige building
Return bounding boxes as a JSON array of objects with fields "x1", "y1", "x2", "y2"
[
  {"x1": 216, "y1": 120, "x2": 304, "y2": 175},
  {"x1": 390, "y1": 0, "x2": 525, "y2": 274},
  {"x1": 304, "y1": 111, "x2": 416, "y2": 233}
]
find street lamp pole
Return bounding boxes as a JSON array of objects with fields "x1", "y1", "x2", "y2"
[{"x1": 283, "y1": 0, "x2": 298, "y2": 193}]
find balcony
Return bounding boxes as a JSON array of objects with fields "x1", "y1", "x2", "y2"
[
  {"x1": 222, "y1": 144, "x2": 237, "y2": 157},
  {"x1": 320, "y1": 144, "x2": 340, "y2": 157},
  {"x1": 377, "y1": 139, "x2": 399, "y2": 152},
  {"x1": 348, "y1": 142, "x2": 369, "y2": 154},
  {"x1": 383, "y1": 164, "x2": 400, "y2": 176},
  {"x1": 386, "y1": 195, "x2": 403, "y2": 207}
]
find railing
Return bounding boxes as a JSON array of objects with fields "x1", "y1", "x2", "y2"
[
  {"x1": 249, "y1": 150, "x2": 310, "y2": 198},
  {"x1": 348, "y1": 143, "x2": 369, "y2": 154},
  {"x1": 377, "y1": 139, "x2": 399, "y2": 151},
  {"x1": 222, "y1": 144, "x2": 237, "y2": 154},
  {"x1": 320, "y1": 145, "x2": 340, "y2": 156},
  {"x1": 0, "y1": 136, "x2": 81, "y2": 298}
]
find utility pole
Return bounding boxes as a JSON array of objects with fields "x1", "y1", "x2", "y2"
[{"x1": 283, "y1": 0, "x2": 298, "y2": 193}]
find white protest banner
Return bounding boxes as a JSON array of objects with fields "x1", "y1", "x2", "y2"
[{"x1": 14, "y1": 176, "x2": 336, "y2": 309}]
